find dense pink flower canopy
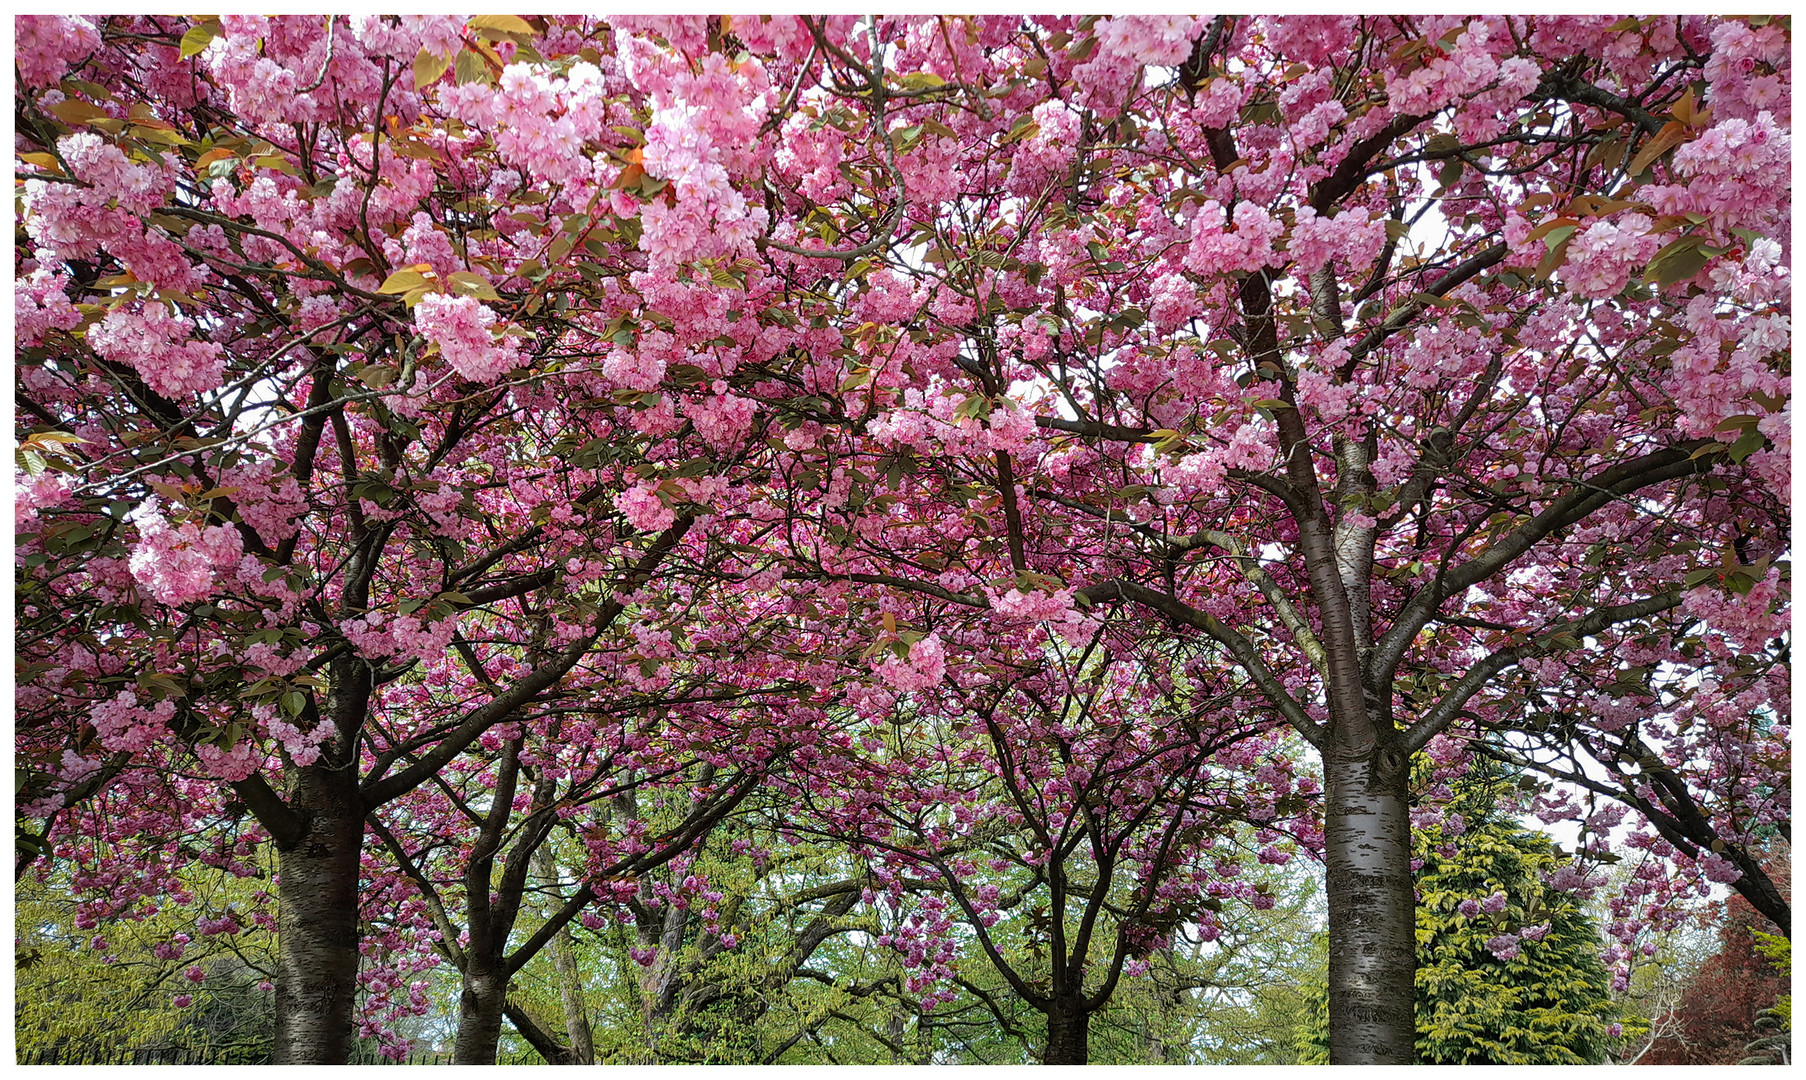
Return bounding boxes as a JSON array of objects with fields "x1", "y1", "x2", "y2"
[{"x1": 13, "y1": 13, "x2": 1789, "y2": 1057}]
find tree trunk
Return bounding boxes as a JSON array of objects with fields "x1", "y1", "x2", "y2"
[
  {"x1": 453, "y1": 964, "x2": 508, "y2": 1064},
  {"x1": 635, "y1": 900, "x2": 689, "y2": 1052},
  {"x1": 273, "y1": 764, "x2": 364, "y2": 1064},
  {"x1": 888, "y1": 1010, "x2": 908, "y2": 1064},
  {"x1": 1324, "y1": 754, "x2": 1416, "y2": 1064},
  {"x1": 534, "y1": 848, "x2": 595, "y2": 1063},
  {"x1": 1042, "y1": 997, "x2": 1090, "y2": 1064}
]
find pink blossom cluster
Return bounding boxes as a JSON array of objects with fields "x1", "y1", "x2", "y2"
[
  {"x1": 219, "y1": 460, "x2": 307, "y2": 544},
  {"x1": 338, "y1": 609, "x2": 461, "y2": 665},
  {"x1": 614, "y1": 482, "x2": 675, "y2": 533},
  {"x1": 413, "y1": 293, "x2": 523, "y2": 384},
  {"x1": 195, "y1": 740, "x2": 265, "y2": 781},
  {"x1": 1009, "y1": 100, "x2": 1084, "y2": 195},
  {"x1": 23, "y1": 132, "x2": 172, "y2": 261},
  {"x1": 1658, "y1": 113, "x2": 1790, "y2": 234},
  {"x1": 267, "y1": 717, "x2": 338, "y2": 768},
  {"x1": 1289, "y1": 207, "x2": 1387, "y2": 276},
  {"x1": 1563, "y1": 214, "x2": 1660, "y2": 298},
  {"x1": 870, "y1": 633, "x2": 946, "y2": 692},
  {"x1": 15, "y1": 15, "x2": 102, "y2": 87},
  {"x1": 630, "y1": 51, "x2": 773, "y2": 269},
  {"x1": 15, "y1": 471, "x2": 76, "y2": 532},
  {"x1": 986, "y1": 586, "x2": 1075, "y2": 625},
  {"x1": 1701, "y1": 19, "x2": 1790, "y2": 122},
  {"x1": 1183, "y1": 201, "x2": 1288, "y2": 275},
  {"x1": 14, "y1": 270, "x2": 84, "y2": 346},
  {"x1": 126, "y1": 499, "x2": 243, "y2": 606},
  {"x1": 88, "y1": 691, "x2": 177, "y2": 754},
  {"x1": 1072, "y1": 16, "x2": 1206, "y2": 109},
  {"x1": 87, "y1": 304, "x2": 227, "y2": 399},
  {"x1": 681, "y1": 387, "x2": 758, "y2": 452}
]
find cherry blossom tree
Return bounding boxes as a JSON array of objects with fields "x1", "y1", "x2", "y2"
[
  {"x1": 368, "y1": 721, "x2": 760, "y2": 1064},
  {"x1": 723, "y1": 12, "x2": 1790, "y2": 1063},
  {"x1": 776, "y1": 615, "x2": 1313, "y2": 1063},
  {"x1": 17, "y1": 13, "x2": 1790, "y2": 1067},
  {"x1": 15, "y1": 13, "x2": 808, "y2": 1061}
]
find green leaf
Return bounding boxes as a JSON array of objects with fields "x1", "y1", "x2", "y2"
[
  {"x1": 999, "y1": 115, "x2": 1041, "y2": 145},
  {"x1": 953, "y1": 394, "x2": 992, "y2": 420},
  {"x1": 1627, "y1": 120, "x2": 1690, "y2": 177},
  {"x1": 414, "y1": 49, "x2": 454, "y2": 90},
  {"x1": 455, "y1": 49, "x2": 493, "y2": 87},
  {"x1": 446, "y1": 271, "x2": 500, "y2": 301},
  {"x1": 897, "y1": 70, "x2": 946, "y2": 90},
  {"x1": 467, "y1": 14, "x2": 537, "y2": 37},
  {"x1": 377, "y1": 268, "x2": 432, "y2": 295},
  {"x1": 1534, "y1": 226, "x2": 1576, "y2": 282},
  {"x1": 1643, "y1": 234, "x2": 1712, "y2": 287},
  {"x1": 179, "y1": 21, "x2": 220, "y2": 60},
  {"x1": 1726, "y1": 426, "x2": 1767, "y2": 463},
  {"x1": 47, "y1": 99, "x2": 110, "y2": 127}
]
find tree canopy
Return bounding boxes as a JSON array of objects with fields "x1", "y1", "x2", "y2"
[{"x1": 15, "y1": 13, "x2": 1790, "y2": 1064}]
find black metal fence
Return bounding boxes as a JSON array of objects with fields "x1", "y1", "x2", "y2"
[
  {"x1": 20, "y1": 1041, "x2": 544, "y2": 1065},
  {"x1": 19, "y1": 1041, "x2": 269, "y2": 1065}
]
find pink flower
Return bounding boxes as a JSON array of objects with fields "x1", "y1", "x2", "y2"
[
  {"x1": 172, "y1": 994, "x2": 193, "y2": 1009},
  {"x1": 16, "y1": 16, "x2": 102, "y2": 87},
  {"x1": 872, "y1": 632, "x2": 946, "y2": 692},
  {"x1": 414, "y1": 293, "x2": 522, "y2": 383},
  {"x1": 1563, "y1": 214, "x2": 1660, "y2": 298},
  {"x1": 126, "y1": 499, "x2": 243, "y2": 606},
  {"x1": 989, "y1": 587, "x2": 1074, "y2": 624},
  {"x1": 196, "y1": 739, "x2": 263, "y2": 782},
  {"x1": 1699, "y1": 853, "x2": 1743, "y2": 884},
  {"x1": 87, "y1": 304, "x2": 226, "y2": 398},
  {"x1": 1484, "y1": 933, "x2": 1521, "y2": 961},
  {"x1": 614, "y1": 483, "x2": 675, "y2": 533}
]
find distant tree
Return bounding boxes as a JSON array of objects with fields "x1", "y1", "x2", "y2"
[
  {"x1": 1300, "y1": 770, "x2": 1616, "y2": 1063},
  {"x1": 1740, "y1": 930, "x2": 1790, "y2": 1064},
  {"x1": 15, "y1": 866, "x2": 276, "y2": 1062},
  {"x1": 1175, "y1": 857, "x2": 1328, "y2": 1064},
  {"x1": 1639, "y1": 891, "x2": 1789, "y2": 1065}
]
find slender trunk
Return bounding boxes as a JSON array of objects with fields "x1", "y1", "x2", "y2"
[
  {"x1": 504, "y1": 999, "x2": 577, "y2": 1064},
  {"x1": 1041, "y1": 997, "x2": 1090, "y2": 1064},
  {"x1": 1324, "y1": 754, "x2": 1416, "y2": 1064},
  {"x1": 888, "y1": 1010, "x2": 908, "y2": 1064},
  {"x1": 528, "y1": 846, "x2": 596, "y2": 1062},
  {"x1": 1727, "y1": 844, "x2": 1791, "y2": 938},
  {"x1": 541, "y1": 889, "x2": 595, "y2": 1062},
  {"x1": 1147, "y1": 950, "x2": 1183, "y2": 1063},
  {"x1": 273, "y1": 764, "x2": 363, "y2": 1064},
  {"x1": 453, "y1": 964, "x2": 508, "y2": 1064},
  {"x1": 635, "y1": 902, "x2": 688, "y2": 1053}
]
